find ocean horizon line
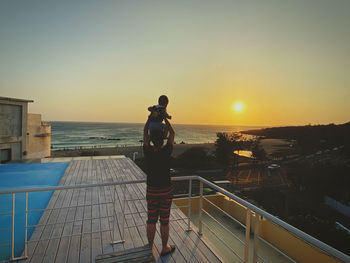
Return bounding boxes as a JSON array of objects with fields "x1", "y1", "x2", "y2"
[{"x1": 47, "y1": 120, "x2": 266, "y2": 128}]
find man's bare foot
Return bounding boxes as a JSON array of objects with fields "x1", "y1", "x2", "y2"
[{"x1": 160, "y1": 245, "x2": 176, "y2": 256}]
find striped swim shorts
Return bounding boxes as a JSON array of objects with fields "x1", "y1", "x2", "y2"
[{"x1": 146, "y1": 185, "x2": 173, "y2": 225}]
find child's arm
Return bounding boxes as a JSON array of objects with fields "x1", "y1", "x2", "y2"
[
  {"x1": 162, "y1": 108, "x2": 172, "y2": 119},
  {"x1": 148, "y1": 106, "x2": 154, "y2": 112}
]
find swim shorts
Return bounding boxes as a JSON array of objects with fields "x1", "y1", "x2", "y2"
[{"x1": 146, "y1": 185, "x2": 173, "y2": 225}]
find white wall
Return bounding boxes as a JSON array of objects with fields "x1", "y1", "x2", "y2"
[{"x1": 25, "y1": 113, "x2": 51, "y2": 159}]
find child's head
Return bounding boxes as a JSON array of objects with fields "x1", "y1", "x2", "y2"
[
  {"x1": 150, "y1": 129, "x2": 164, "y2": 147},
  {"x1": 158, "y1": 95, "x2": 169, "y2": 107}
]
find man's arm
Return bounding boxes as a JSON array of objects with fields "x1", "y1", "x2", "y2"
[
  {"x1": 164, "y1": 118, "x2": 175, "y2": 145},
  {"x1": 143, "y1": 119, "x2": 150, "y2": 146}
]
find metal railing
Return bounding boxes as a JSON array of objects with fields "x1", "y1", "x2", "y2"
[
  {"x1": 0, "y1": 177, "x2": 195, "y2": 261},
  {"x1": 0, "y1": 176, "x2": 349, "y2": 262},
  {"x1": 0, "y1": 179, "x2": 145, "y2": 261},
  {"x1": 192, "y1": 177, "x2": 350, "y2": 263}
]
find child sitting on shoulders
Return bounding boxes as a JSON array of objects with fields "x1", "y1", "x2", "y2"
[{"x1": 148, "y1": 95, "x2": 172, "y2": 136}]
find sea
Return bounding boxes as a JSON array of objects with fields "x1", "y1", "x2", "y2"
[{"x1": 50, "y1": 122, "x2": 263, "y2": 150}]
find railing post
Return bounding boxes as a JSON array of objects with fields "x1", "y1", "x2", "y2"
[
  {"x1": 244, "y1": 208, "x2": 251, "y2": 263},
  {"x1": 112, "y1": 186, "x2": 116, "y2": 242},
  {"x1": 11, "y1": 193, "x2": 15, "y2": 260},
  {"x1": 186, "y1": 178, "x2": 192, "y2": 232},
  {"x1": 121, "y1": 184, "x2": 125, "y2": 241},
  {"x1": 111, "y1": 185, "x2": 125, "y2": 244},
  {"x1": 253, "y1": 213, "x2": 260, "y2": 263},
  {"x1": 24, "y1": 192, "x2": 28, "y2": 258},
  {"x1": 198, "y1": 181, "x2": 203, "y2": 236}
]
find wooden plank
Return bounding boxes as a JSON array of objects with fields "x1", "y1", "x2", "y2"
[
  {"x1": 96, "y1": 245, "x2": 155, "y2": 263},
  {"x1": 105, "y1": 160, "x2": 134, "y2": 252},
  {"x1": 44, "y1": 161, "x2": 79, "y2": 263},
  {"x1": 28, "y1": 162, "x2": 75, "y2": 263},
  {"x1": 54, "y1": 208, "x2": 74, "y2": 263},
  {"x1": 168, "y1": 223, "x2": 201, "y2": 263},
  {"x1": 91, "y1": 159, "x2": 103, "y2": 261},
  {"x1": 125, "y1": 210, "x2": 144, "y2": 248},
  {"x1": 170, "y1": 220, "x2": 209, "y2": 263},
  {"x1": 41, "y1": 193, "x2": 69, "y2": 263},
  {"x1": 79, "y1": 160, "x2": 93, "y2": 263},
  {"x1": 97, "y1": 159, "x2": 121, "y2": 255},
  {"x1": 66, "y1": 160, "x2": 87, "y2": 262},
  {"x1": 171, "y1": 208, "x2": 222, "y2": 263},
  {"x1": 54, "y1": 161, "x2": 81, "y2": 263},
  {"x1": 24, "y1": 161, "x2": 75, "y2": 261}
]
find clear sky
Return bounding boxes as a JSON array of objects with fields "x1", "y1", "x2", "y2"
[{"x1": 1, "y1": 0, "x2": 349, "y2": 126}]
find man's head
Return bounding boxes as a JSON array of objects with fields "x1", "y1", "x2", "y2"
[
  {"x1": 158, "y1": 95, "x2": 169, "y2": 107},
  {"x1": 150, "y1": 129, "x2": 164, "y2": 147}
]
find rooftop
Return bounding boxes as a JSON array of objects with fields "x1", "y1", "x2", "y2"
[
  {"x1": 0, "y1": 96, "x2": 34, "y2": 103},
  {"x1": 17, "y1": 157, "x2": 221, "y2": 262},
  {"x1": 1, "y1": 156, "x2": 349, "y2": 263}
]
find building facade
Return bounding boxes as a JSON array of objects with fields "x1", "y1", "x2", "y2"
[{"x1": 0, "y1": 97, "x2": 51, "y2": 163}]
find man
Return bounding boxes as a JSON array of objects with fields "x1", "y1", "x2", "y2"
[{"x1": 143, "y1": 118, "x2": 176, "y2": 256}]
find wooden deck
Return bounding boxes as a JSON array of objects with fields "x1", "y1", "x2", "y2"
[{"x1": 20, "y1": 157, "x2": 222, "y2": 263}]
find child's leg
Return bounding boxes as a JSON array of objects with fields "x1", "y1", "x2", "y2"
[
  {"x1": 163, "y1": 124, "x2": 169, "y2": 139},
  {"x1": 148, "y1": 121, "x2": 154, "y2": 134}
]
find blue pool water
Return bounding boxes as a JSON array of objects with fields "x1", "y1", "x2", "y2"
[{"x1": 0, "y1": 162, "x2": 69, "y2": 261}]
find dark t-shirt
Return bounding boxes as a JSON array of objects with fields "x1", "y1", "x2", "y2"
[{"x1": 143, "y1": 143, "x2": 173, "y2": 188}]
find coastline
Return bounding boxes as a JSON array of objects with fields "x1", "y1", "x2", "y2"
[
  {"x1": 51, "y1": 143, "x2": 216, "y2": 159},
  {"x1": 51, "y1": 139, "x2": 289, "y2": 159}
]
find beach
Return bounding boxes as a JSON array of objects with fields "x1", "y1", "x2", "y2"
[{"x1": 259, "y1": 139, "x2": 291, "y2": 155}]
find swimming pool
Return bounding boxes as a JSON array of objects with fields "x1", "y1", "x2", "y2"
[{"x1": 0, "y1": 162, "x2": 69, "y2": 261}]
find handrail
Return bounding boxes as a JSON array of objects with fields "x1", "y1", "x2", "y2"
[
  {"x1": 1, "y1": 175, "x2": 349, "y2": 262},
  {"x1": 0, "y1": 179, "x2": 147, "y2": 194},
  {"x1": 0, "y1": 175, "x2": 198, "y2": 195},
  {"x1": 197, "y1": 177, "x2": 350, "y2": 263}
]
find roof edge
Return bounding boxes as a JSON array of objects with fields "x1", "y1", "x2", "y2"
[{"x1": 0, "y1": 96, "x2": 34, "y2": 103}]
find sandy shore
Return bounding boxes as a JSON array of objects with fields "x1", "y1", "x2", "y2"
[
  {"x1": 52, "y1": 143, "x2": 216, "y2": 159},
  {"x1": 259, "y1": 139, "x2": 290, "y2": 155}
]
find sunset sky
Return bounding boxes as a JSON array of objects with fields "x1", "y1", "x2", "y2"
[{"x1": 1, "y1": 1, "x2": 349, "y2": 126}]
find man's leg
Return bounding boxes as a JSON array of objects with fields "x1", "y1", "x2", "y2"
[
  {"x1": 160, "y1": 224, "x2": 172, "y2": 253},
  {"x1": 147, "y1": 223, "x2": 156, "y2": 247},
  {"x1": 146, "y1": 188, "x2": 159, "y2": 247},
  {"x1": 159, "y1": 186, "x2": 174, "y2": 254}
]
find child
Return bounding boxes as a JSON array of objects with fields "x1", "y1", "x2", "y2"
[{"x1": 148, "y1": 95, "x2": 172, "y2": 136}]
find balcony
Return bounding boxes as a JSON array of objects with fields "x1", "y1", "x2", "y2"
[
  {"x1": 173, "y1": 181, "x2": 350, "y2": 263},
  {"x1": 0, "y1": 157, "x2": 349, "y2": 262}
]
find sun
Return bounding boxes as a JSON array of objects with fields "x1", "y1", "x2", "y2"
[{"x1": 233, "y1": 102, "x2": 243, "y2": 112}]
